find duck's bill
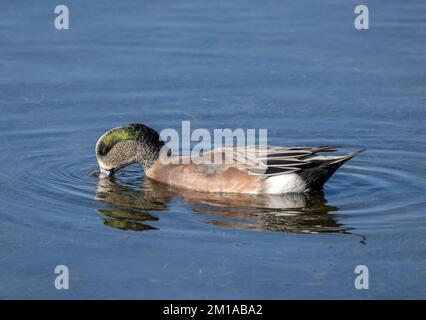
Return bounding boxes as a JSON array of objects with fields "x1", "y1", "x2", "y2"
[{"x1": 99, "y1": 167, "x2": 114, "y2": 177}]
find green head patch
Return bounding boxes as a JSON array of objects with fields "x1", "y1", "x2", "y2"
[{"x1": 96, "y1": 125, "x2": 142, "y2": 157}]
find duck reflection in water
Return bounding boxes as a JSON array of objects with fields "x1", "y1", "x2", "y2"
[{"x1": 95, "y1": 173, "x2": 361, "y2": 237}]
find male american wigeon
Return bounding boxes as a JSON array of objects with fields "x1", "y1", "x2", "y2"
[{"x1": 96, "y1": 124, "x2": 364, "y2": 194}]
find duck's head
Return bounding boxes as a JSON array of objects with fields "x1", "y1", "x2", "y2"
[{"x1": 96, "y1": 124, "x2": 165, "y2": 176}]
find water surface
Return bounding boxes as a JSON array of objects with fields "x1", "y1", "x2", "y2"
[{"x1": 1, "y1": 0, "x2": 426, "y2": 299}]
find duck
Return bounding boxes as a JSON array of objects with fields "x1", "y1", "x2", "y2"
[{"x1": 95, "y1": 123, "x2": 364, "y2": 194}]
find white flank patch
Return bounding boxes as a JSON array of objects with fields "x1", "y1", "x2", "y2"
[{"x1": 265, "y1": 173, "x2": 307, "y2": 194}]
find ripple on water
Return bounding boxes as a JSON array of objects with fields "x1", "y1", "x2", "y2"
[{"x1": 1, "y1": 132, "x2": 425, "y2": 237}]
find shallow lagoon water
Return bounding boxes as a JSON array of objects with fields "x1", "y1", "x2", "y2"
[{"x1": 1, "y1": 1, "x2": 426, "y2": 299}]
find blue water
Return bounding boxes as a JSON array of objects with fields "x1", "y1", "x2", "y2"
[{"x1": 1, "y1": 0, "x2": 426, "y2": 299}]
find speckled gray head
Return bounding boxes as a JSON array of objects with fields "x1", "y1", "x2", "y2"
[{"x1": 95, "y1": 124, "x2": 164, "y2": 176}]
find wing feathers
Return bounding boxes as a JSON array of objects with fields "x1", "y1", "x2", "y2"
[
  {"x1": 209, "y1": 145, "x2": 362, "y2": 177},
  {"x1": 242, "y1": 146, "x2": 362, "y2": 177}
]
